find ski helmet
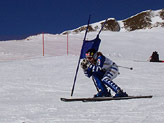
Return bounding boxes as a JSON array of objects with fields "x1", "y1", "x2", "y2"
[{"x1": 85, "y1": 49, "x2": 97, "y2": 59}]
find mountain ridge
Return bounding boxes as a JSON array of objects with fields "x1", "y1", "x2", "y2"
[{"x1": 62, "y1": 9, "x2": 164, "y2": 34}]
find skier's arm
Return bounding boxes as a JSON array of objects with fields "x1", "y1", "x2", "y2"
[
  {"x1": 80, "y1": 58, "x2": 92, "y2": 78},
  {"x1": 89, "y1": 55, "x2": 105, "y2": 73}
]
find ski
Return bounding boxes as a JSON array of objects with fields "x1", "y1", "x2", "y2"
[
  {"x1": 60, "y1": 95, "x2": 153, "y2": 102},
  {"x1": 134, "y1": 60, "x2": 164, "y2": 63},
  {"x1": 133, "y1": 60, "x2": 149, "y2": 62}
]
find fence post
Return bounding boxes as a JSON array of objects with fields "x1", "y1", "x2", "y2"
[
  {"x1": 67, "y1": 32, "x2": 69, "y2": 55},
  {"x1": 42, "y1": 32, "x2": 44, "y2": 56}
]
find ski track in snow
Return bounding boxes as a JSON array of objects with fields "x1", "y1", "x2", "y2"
[{"x1": 0, "y1": 28, "x2": 164, "y2": 123}]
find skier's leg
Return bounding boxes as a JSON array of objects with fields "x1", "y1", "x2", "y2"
[
  {"x1": 102, "y1": 77, "x2": 128, "y2": 97},
  {"x1": 102, "y1": 66, "x2": 128, "y2": 97},
  {"x1": 102, "y1": 77, "x2": 121, "y2": 93},
  {"x1": 92, "y1": 75, "x2": 111, "y2": 97},
  {"x1": 102, "y1": 66, "x2": 120, "y2": 92}
]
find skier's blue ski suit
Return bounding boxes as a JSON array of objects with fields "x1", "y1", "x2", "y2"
[{"x1": 84, "y1": 53, "x2": 122, "y2": 97}]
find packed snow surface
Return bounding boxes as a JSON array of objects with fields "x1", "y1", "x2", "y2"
[{"x1": 0, "y1": 28, "x2": 164, "y2": 123}]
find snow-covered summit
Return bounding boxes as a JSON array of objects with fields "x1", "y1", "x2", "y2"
[{"x1": 62, "y1": 9, "x2": 164, "y2": 34}]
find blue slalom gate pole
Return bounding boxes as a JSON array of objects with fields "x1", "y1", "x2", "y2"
[{"x1": 71, "y1": 15, "x2": 91, "y2": 96}]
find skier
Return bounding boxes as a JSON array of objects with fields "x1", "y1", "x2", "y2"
[
  {"x1": 149, "y1": 51, "x2": 160, "y2": 62},
  {"x1": 80, "y1": 49, "x2": 128, "y2": 97}
]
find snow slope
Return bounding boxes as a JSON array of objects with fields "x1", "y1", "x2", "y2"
[{"x1": 0, "y1": 27, "x2": 164, "y2": 123}]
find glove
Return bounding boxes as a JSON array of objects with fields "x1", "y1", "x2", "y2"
[
  {"x1": 84, "y1": 69, "x2": 92, "y2": 78},
  {"x1": 80, "y1": 58, "x2": 91, "y2": 70}
]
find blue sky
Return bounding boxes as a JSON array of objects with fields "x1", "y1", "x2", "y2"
[{"x1": 0, "y1": 0, "x2": 163, "y2": 40}]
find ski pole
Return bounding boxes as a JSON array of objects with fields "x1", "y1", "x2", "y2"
[
  {"x1": 118, "y1": 65, "x2": 133, "y2": 70},
  {"x1": 92, "y1": 77, "x2": 99, "y2": 92}
]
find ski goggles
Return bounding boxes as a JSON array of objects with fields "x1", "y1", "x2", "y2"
[
  {"x1": 86, "y1": 52, "x2": 93, "y2": 59},
  {"x1": 86, "y1": 52, "x2": 97, "y2": 60}
]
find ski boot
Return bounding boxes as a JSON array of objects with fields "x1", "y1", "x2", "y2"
[
  {"x1": 114, "y1": 89, "x2": 128, "y2": 98},
  {"x1": 94, "y1": 90, "x2": 112, "y2": 98}
]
